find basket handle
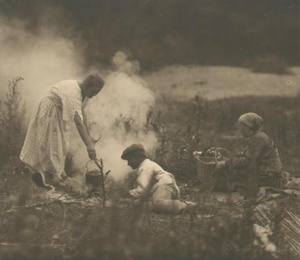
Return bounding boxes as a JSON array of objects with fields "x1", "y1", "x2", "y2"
[
  {"x1": 193, "y1": 147, "x2": 231, "y2": 164},
  {"x1": 193, "y1": 152, "x2": 217, "y2": 165}
]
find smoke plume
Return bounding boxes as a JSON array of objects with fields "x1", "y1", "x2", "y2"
[
  {"x1": 69, "y1": 51, "x2": 158, "y2": 184},
  {"x1": 0, "y1": 17, "x2": 84, "y2": 120}
]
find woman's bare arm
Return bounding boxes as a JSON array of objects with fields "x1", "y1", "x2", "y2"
[{"x1": 74, "y1": 111, "x2": 96, "y2": 160}]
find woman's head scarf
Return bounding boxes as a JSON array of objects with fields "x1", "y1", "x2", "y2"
[{"x1": 238, "y1": 112, "x2": 263, "y2": 132}]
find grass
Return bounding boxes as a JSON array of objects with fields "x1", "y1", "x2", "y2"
[{"x1": 1, "y1": 164, "x2": 298, "y2": 259}]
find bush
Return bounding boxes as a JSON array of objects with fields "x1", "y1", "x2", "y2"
[{"x1": 244, "y1": 54, "x2": 291, "y2": 74}]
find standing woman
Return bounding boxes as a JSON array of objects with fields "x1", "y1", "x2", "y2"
[
  {"x1": 20, "y1": 73, "x2": 105, "y2": 188},
  {"x1": 216, "y1": 112, "x2": 287, "y2": 198}
]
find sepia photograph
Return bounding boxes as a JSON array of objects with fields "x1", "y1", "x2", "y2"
[{"x1": 0, "y1": 0, "x2": 299, "y2": 259}]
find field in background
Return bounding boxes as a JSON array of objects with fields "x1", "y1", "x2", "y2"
[{"x1": 144, "y1": 66, "x2": 300, "y2": 101}]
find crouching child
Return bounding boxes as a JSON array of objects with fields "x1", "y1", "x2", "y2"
[{"x1": 121, "y1": 143, "x2": 196, "y2": 214}]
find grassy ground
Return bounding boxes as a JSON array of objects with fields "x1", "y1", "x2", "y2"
[{"x1": 0, "y1": 160, "x2": 299, "y2": 260}]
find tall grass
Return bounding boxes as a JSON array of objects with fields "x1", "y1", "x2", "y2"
[{"x1": 4, "y1": 186, "x2": 293, "y2": 260}]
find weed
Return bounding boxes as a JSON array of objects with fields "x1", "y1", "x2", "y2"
[{"x1": 0, "y1": 77, "x2": 26, "y2": 164}]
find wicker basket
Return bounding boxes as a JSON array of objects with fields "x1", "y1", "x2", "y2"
[
  {"x1": 196, "y1": 156, "x2": 217, "y2": 182},
  {"x1": 193, "y1": 147, "x2": 230, "y2": 185}
]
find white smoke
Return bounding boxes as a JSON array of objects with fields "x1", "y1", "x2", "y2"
[
  {"x1": 0, "y1": 18, "x2": 84, "y2": 120},
  {"x1": 69, "y1": 51, "x2": 158, "y2": 183}
]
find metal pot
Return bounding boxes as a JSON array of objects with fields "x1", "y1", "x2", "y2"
[{"x1": 85, "y1": 161, "x2": 102, "y2": 189}]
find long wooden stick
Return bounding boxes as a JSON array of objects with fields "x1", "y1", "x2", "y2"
[{"x1": 94, "y1": 159, "x2": 106, "y2": 207}]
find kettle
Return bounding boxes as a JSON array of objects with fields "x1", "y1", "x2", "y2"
[{"x1": 85, "y1": 160, "x2": 102, "y2": 189}]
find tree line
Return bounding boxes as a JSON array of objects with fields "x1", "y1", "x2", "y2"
[{"x1": 1, "y1": 0, "x2": 299, "y2": 70}]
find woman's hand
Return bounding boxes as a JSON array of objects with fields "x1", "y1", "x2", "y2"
[{"x1": 87, "y1": 144, "x2": 96, "y2": 160}]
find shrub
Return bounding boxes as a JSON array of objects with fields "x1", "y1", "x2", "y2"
[
  {"x1": 0, "y1": 77, "x2": 26, "y2": 164},
  {"x1": 244, "y1": 54, "x2": 291, "y2": 74}
]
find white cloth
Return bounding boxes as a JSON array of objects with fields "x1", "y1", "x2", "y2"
[
  {"x1": 129, "y1": 159, "x2": 180, "y2": 199},
  {"x1": 20, "y1": 80, "x2": 88, "y2": 176}
]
